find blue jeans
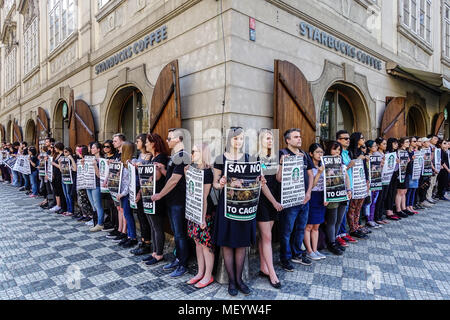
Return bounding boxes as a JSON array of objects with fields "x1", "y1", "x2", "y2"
[
  {"x1": 12, "y1": 170, "x2": 20, "y2": 186},
  {"x1": 167, "y1": 205, "x2": 189, "y2": 267},
  {"x1": 86, "y1": 187, "x2": 105, "y2": 225},
  {"x1": 121, "y1": 195, "x2": 136, "y2": 239},
  {"x1": 62, "y1": 183, "x2": 74, "y2": 213},
  {"x1": 22, "y1": 173, "x2": 31, "y2": 190},
  {"x1": 338, "y1": 202, "x2": 349, "y2": 236},
  {"x1": 279, "y1": 203, "x2": 309, "y2": 262},
  {"x1": 30, "y1": 170, "x2": 39, "y2": 195}
]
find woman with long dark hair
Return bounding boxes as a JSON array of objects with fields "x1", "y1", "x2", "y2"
[
  {"x1": 436, "y1": 140, "x2": 450, "y2": 200},
  {"x1": 49, "y1": 142, "x2": 65, "y2": 214},
  {"x1": 405, "y1": 137, "x2": 419, "y2": 215},
  {"x1": 28, "y1": 146, "x2": 40, "y2": 198},
  {"x1": 385, "y1": 138, "x2": 401, "y2": 220},
  {"x1": 60, "y1": 147, "x2": 77, "y2": 217},
  {"x1": 374, "y1": 137, "x2": 389, "y2": 224},
  {"x1": 395, "y1": 137, "x2": 411, "y2": 218}
]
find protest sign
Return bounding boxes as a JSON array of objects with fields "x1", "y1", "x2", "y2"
[
  {"x1": 322, "y1": 156, "x2": 348, "y2": 202},
  {"x1": 128, "y1": 162, "x2": 137, "y2": 209},
  {"x1": 60, "y1": 157, "x2": 73, "y2": 184},
  {"x1": 422, "y1": 148, "x2": 433, "y2": 176},
  {"x1": 108, "y1": 161, "x2": 123, "y2": 205},
  {"x1": 382, "y1": 152, "x2": 397, "y2": 185},
  {"x1": 99, "y1": 158, "x2": 109, "y2": 193},
  {"x1": 83, "y1": 156, "x2": 97, "y2": 189},
  {"x1": 435, "y1": 148, "x2": 441, "y2": 172},
  {"x1": 38, "y1": 153, "x2": 46, "y2": 177},
  {"x1": 185, "y1": 166, "x2": 204, "y2": 225},
  {"x1": 137, "y1": 164, "x2": 156, "y2": 214},
  {"x1": 398, "y1": 150, "x2": 409, "y2": 183},
  {"x1": 280, "y1": 155, "x2": 305, "y2": 208},
  {"x1": 369, "y1": 155, "x2": 382, "y2": 191},
  {"x1": 47, "y1": 156, "x2": 53, "y2": 182},
  {"x1": 352, "y1": 159, "x2": 368, "y2": 199},
  {"x1": 412, "y1": 151, "x2": 422, "y2": 181}
]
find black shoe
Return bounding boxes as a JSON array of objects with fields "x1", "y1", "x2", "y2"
[
  {"x1": 236, "y1": 282, "x2": 251, "y2": 295},
  {"x1": 118, "y1": 238, "x2": 130, "y2": 246},
  {"x1": 25, "y1": 191, "x2": 32, "y2": 195},
  {"x1": 122, "y1": 239, "x2": 138, "y2": 248},
  {"x1": 258, "y1": 271, "x2": 269, "y2": 278},
  {"x1": 102, "y1": 223, "x2": 115, "y2": 232},
  {"x1": 56, "y1": 209, "x2": 64, "y2": 215},
  {"x1": 77, "y1": 216, "x2": 86, "y2": 221},
  {"x1": 281, "y1": 260, "x2": 294, "y2": 272},
  {"x1": 350, "y1": 231, "x2": 368, "y2": 239},
  {"x1": 106, "y1": 230, "x2": 120, "y2": 239},
  {"x1": 228, "y1": 283, "x2": 238, "y2": 296},
  {"x1": 145, "y1": 257, "x2": 165, "y2": 266},
  {"x1": 142, "y1": 255, "x2": 154, "y2": 262},
  {"x1": 403, "y1": 210, "x2": 415, "y2": 216},
  {"x1": 327, "y1": 243, "x2": 344, "y2": 256},
  {"x1": 268, "y1": 277, "x2": 282, "y2": 289},
  {"x1": 130, "y1": 243, "x2": 152, "y2": 255},
  {"x1": 292, "y1": 253, "x2": 312, "y2": 266},
  {"x1": 40, "y1": 203, "x2": 48, "y2": 209},
  {"x1": 112, "y1": 233, "x2": 127, "y2": 242},
  {"x1": 395, "y1": 211, "x2": 408, "y2": 218},
  {"x1": 18, "y1": 187, "x2": 25, "y2": 191}
]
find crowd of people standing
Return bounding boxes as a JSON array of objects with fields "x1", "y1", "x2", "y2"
[{"x1": 0, "y1": 127, "x2": 449, "y2": 297}]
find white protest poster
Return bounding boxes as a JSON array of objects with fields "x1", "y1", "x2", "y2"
[
  {"x1": 60, "y1": 157, "x2": 73, "y2": 184},
  {"x1": 108, "y1": 161, "x2": 123, "y2": 205},
  {"x1": 352, "y1": 159, "x2": 368, "y2": 199},
  {"x1": 99, "y1": 158, "x2": 109, "y2": 193},
  {"x1": 280, "y1": 155, "x2": 305, "y2": 208},
  {"x1": 76, "y1": 159, "x2": 86, "y2": 190},
  {"x1": 381, "y1": 152, "x2": 397, "y2": 185},
  {"x1": 47, "y1": 156, "x2": 53, "y2": 182},
  {"x1": 435, "y1": 148, "x2": 441, "y2": 172},
  {"x1": 185, "y1": 166, "x2": 204, "y2": 225},
  {"x1": 128, "y1": 162, "x2": 137, "y2": 209},
  {"x1": 83, "y1": 156, "x2": 97, "y2": 189},
  {"x1": 412, "y1": 151, "x2": 422, "y2": 181},
  {"x1": 13, "y1": 155, "x2": 21, "y2": 173},
  {"x1": 38, "y1": 153, "x2": 46, "y2": 177}
]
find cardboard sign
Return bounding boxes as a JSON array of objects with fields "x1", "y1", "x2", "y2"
[
  {"x1": 352, "y1": 159, "x2": 367, "y2": 199},
  {"x1": 280, "y1": 155, "x2": 305, "y2": 208}
]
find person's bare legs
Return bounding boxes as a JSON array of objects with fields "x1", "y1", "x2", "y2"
[
  {"x1": 304, "y1": 224, "x2": 313, "y2": 253},
  {"x1": 395, "y1": 190, "x2": 403, "y2": 212},
  {"x1": 311, "y1": 224, "x2": 320, "y2": 252},
  {"x1": 196, "y1": 245, "x2": 215, "y2": 287},
  {"x1": 257, "y1": 221, "x2": 279, "y2": 285},
  {"x1": 189, "y1": 240, "x2": 205, "y2": 283}
]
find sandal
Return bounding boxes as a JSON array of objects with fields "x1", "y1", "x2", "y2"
[
  {"x1": 195, "y1": 277, "x2": 214, "y2": 289},
  {"x1": 186, "y1": 277, "x2": 202, "y2": 285}
]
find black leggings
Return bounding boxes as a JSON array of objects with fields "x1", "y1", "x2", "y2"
[
  {"x1": 437, "y1": 169, "x2": 449, "y2": 198},
  {"x1": 135, "y1": 199, "x2": 151, "y2": 242},
  {"x1": 146, "y1": 212, "x2": 165, "y2": 255},
  {"x1": 374, "y1": 185, "x2": 388, "y2": 221},
  {"x1": 385, "y1": 172, "x2": 398, "y2": 211},
  {"x1": 324, "y1": 202, "x2": 347, "y2": 245}
]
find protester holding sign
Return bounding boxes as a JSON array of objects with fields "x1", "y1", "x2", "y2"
[
  {"x1": 60, "y1": 147, "x2": 76, "y2": 217},
  {"x1": 213, "y1": 127, "x2": 257, "y2": 296},
  {"x1": 129, "y1": 134, "x2": 152, "y2": 256},
  {"x1": 373, "y1": 137, "x2": 389, "y2": 225},
  {"x1": 102, "y1": 140, "x2": 121, "y2": 238},
  {"x1": 436, "y1": 140, "x2": 450, "y2": 201},
  {"x1": 276, "y1": 128, "x2": 313, "y2": 272},
  {"x1": 74, "y1": 145, "x2": 94, "y2": 223},
  {"x1": 304, "y1": 143, "x2": 327, "y2": 261},
  {"x1": 142, "y1": 133, "x2": 169, "y2": 266},
  {"x1": 426, "y1": 134, "x2": 440, "y2": 202},
  {"x1": 48, "y1": 142, "x2": 65, "y2": 214},
  {"x1": 185, "y1": 143, "x2": 216, "y2": 289},
  {"x1": 405, "y1": 138, "x2": 420, "y2": 215},
  {"x1": 28, "y1": 147, "x2": 40, "y2": 198},
  {"x1": 384, "y1": 138, "x2": 402, "y2": 220},
  {"x1": 365, "y1": 140, "x2": 383, "y2": 229},
  {"x1": 255, "y1": 129, "x2": 282, "y2": 289},
  {"x1": 395, "y1": 138, "x2": 412, "y2": 218},
  {"x1": 323, "y1": 141, "x2": 352, "y2": 255}
]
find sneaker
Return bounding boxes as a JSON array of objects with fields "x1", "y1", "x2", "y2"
[
  {"x1": 112, "y1": 233, "x2": 127, "y2": 242},
  {"x1": 102, "y1": 223, "x2": 115, "y2": 232},
  {"x1": 130, "y1": 243, "x2": 152, "y2": 255},
  {"x1": 107, "y1": 230, "x2": 120, "y2": 239},
  {"x1": 336, "y1": 236, "x2": 349, "y2": 247},
  {"x1": 342, "y1": 235, "x2": 357, "y2": 243},
  {"x1": 439, "y1": 196, "x2": 450, "y2": 201},
  {"x1": 350, "y1": 230, "x2": 369, "y2": 239},
  {"x1": 122, "y1": 239, "x2": 138, "y2": 248},
  {"x1": 163, "y1": 259, "x2": 180, "y2": 271},
  {"x1": 366, "y1": 221, "x2": 378, "y2": 228},
  {"x1": 314, "y1": 251, "x2": 326, "y2": 260},
  {"x1": 280, "y1": 260, "x2": 294, "y2": 272},
  {"x1": 292, "y1": 253, "x2": 312, "y2": 266},
  {"x1": 420, "y1": 201, "x2": 433, "y2": 208},
  {"x1": 90, "y1": 225, "x2": 104, "y2": 232},
  {"x1": 170, "y1": 265, "x2": 187, "y2": 278},
  {"x1": 306, "y1": 252, "x2": 321, "y2": 261},
  {"x1": 426, "y1": 198, "x2": 437, "y2": 204},
  {"x1": 49, "y1": 206, "x2": 61, "y2": 212},
  {"x1": 327, "y1": 243, "x2": 343, "y2": 256},
  {"x1": 85, "y1": 220, "x2": 94, "y2": 227}
]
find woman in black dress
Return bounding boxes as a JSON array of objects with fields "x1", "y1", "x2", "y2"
[
  {"x1": 255, "y1": 129, "x2": 282, "y2": 289},
  {"x1": 213, "y1": 127, "x2": 258, "y2": 296}
]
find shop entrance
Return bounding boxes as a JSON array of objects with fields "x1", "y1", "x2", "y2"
[
  {"x1": 406, "y1": 106, "x2": 427, "y2": 137},
  {"x1": 53, "y1": 100, "x2": 70, "y2": 146},
  {"x1": 6, "y1": 121, "x2": 12, "y2": 143}
]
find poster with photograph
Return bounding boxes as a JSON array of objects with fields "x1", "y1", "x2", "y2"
[
  {"x1": 76, "y1": 160, "x2": 85, "y2": 190},
  {"x1": 38, "y1": 153, "x2": 46, "y2": 177},
  {"x1": 0, "y1": 151, "x2": 5, "y2": 164},
  {"x1": 322, "y1": 156, "x2": 348, "y2": 202},
  {"x1": 47, "y1": 156, "x2": 53, "y2": 182},
  {"x1": 224, "y1": 161, "x2": 262, "y2": 221},
  {"x1": 352, "y1": 159, "x2": 368, "y2": 199},
  {"x1": 13, "y1": 155, "x2": 31, "y2": 175},
  {"x1": 99, "y1": 158, "x2": 109, "y2": 193},
  {"x1": 108, "y1": 161, "x2": 123, "y2": 205},
  {"x1": 60, "y1": 157, "x2": 73, "y2": 184},
  {"x1": 435, "y1": 148, "x2": 442, "y2": 172},
  {"x1": 422, "y1": 148, "x2": 433, "y2": 176},
  {"x1": 381, "y1": 152, "x2": 397, "y2": 185},
  {"x1": 128, "y1": 162, "x2": 137, "y2": 209},
  {"x1": 280, "y1": 155, "x2": 305, "y2": 208},
  {"x1": 4, "y1": 156, "x2": 17, "y2": 170},
  {"x1": 137, "y1": 164, "x2": 156, "y2": 214},
  {"x1": 83, "y1": 156, "x2": 97, "y2": 190},
  {"x1": 398, "y1": 150, "x2": 409, "y2": 183},
  {"x1": 412, "y1": 151, "x2": 423, "y2": 181},
  {"x1": 185, "y1": 166, "x2": 204, "y2": 225},
  {"x1": 369, "y1": 155, "x2": 382, "y2": 191}
]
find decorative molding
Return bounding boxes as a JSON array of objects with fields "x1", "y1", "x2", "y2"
[
  {"x1": 49, "y1": 41, "x2": 78, "y2": 76},
  {"x1": 47, "y1": 32, "x2": 78, "y2": 62},
  {"x1": 397, "y1": 24, "x2": 434, "y2": 56},
  {"x1": 96, "y1": 0, "x2": 127, "y2": 22}
]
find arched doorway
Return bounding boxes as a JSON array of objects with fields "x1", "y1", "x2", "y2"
[
  {"x1": 105, "y1": 85, "x2": 149, "y2": 141},
  {"x1": 6, "y1": 120, "x2": 12, "y2": 143},
  {"x1": 406, "y1": 106, "x2": 427, "y2": 137},
  {"x1": 319, "y1": 82, "x2": 367, "y2": 143},
  {"x1": 53, "y1": 100, "x2": 70, "y2": 146},
  {"x1": 25, "y1": 119, "x2": 36, "y2": 145}
]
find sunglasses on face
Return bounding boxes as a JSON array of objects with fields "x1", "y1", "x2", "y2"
[
  {"x1": 339, "y1": 137, "x2": 350, "y2": 140},
  {"x1": 103, "y1": 145, "x2": 111, "y2": 149}
]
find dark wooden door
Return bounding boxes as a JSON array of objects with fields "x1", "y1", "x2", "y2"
[
  {"x1": 274, "y1": 60, "x2": 316, "y2": 149},
  {"x1": 150, "y1": 60, "x2": 181, "y2": 140},
  {"x1": 381, "y1": 97, "x2": 406, "y2": 139},
  {"x1": 13, "y1": 122, "x2": 23, "y2": 143},
  {"x1": 0, "y1": 124, "x2": 5, "y2": 143},
  {"x1": 36, "y1": 107, "x2": 49, "y2": 149},
  {"x1": 434, "y1": 112, "x2": 445, "y2": 136},
  {"x1": 69, "y1": 99, "x2": 96, "y2": 150}
]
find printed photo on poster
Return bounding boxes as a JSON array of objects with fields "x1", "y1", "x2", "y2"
[
  {"x1": 83, "y1": 156, "x2": 97, "y2": 190},
  {"x1": 99, "y1": 158, "x2": 109, "y2": 193},
  {"x1": 60, "y1": 157, "x2": 73, "y2": 184},
  {"x1": 412, "y1": 151, "x2": 422, "y2": 181},
  {"x1": 369, "y1": 155, "x2": 382, "y2": 191},
  {"x1": 321, "y1": 156, "x2": 348, "y2": 202},
  {"x1": 224, "y1": 161, "x2": 261, "y2": 221},
  {"x1": 185, "y1": 166, "x2": 204, "y2": 225},
  {"x1": 422, "y1": 148, "x2": 433, "y2": 176},
  {"x1": 76, "y1": 160, "x2": 85, "y2": 190},
  {"x1": 435, "y1": 148, "x2": 441, "y2": 172},
  {"x1": 280, "y1": 155, "x2": 305, "y2": 208},
  {"x1": 137, "y1": 164, "x2": 156, "y2": 214},
  {"x1": 128, "y1": 162, "x2": 137, "y2": 209},
  {"x1": 398, "y1": 150, "x2": 409, "y2": 183},
  {"x1": 352, "y1": 159, "x2": 367, "y2": 199},
  {"x1": 108, "y1": 162, "x2": 123, "y2": 205},
  {"x1": 38, "y1": 153, "x2": 46, "y2": 177},
  {"x1": 382, "y1": 152, "x2": 397, "y2": 185}
]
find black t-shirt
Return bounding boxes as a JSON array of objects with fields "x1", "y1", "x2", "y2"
[
  {"x1": 165, "y1": 150, "x2": 191, "y2": 206},
  {"x1": 203, "y1": 168, "x2": 215, "y2": 215},
  {"x1": 441, "y1": 150, "x2": 449, "y2": 169},
  {"x1": 150, "y1": 153, "x2": 169, "y2": 193},
  {"x1": 53, "y1": 153, "x2": 62, "y2": 180},
  {"x1": 279, "y1": 148, "x2": 313, "y2": 189},
  {"x1": 30, "y1": 156, "x2": 39, "y2": 172}
]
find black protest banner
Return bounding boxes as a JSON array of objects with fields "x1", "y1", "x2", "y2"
[
  {"x1": 322, "y1": 156, "x2": 348, "y2": 202},
  {"x1": 137, "y1": 164, "x2": 156, "y2": 214},
  {"x1": 369, "y1": 155, "x2": 382, "y2": 191},
  {"x1": 224, "y1": 161, "x2": 261, "y2": 221},
  {"x1": 398, "y1": 150, "x2": 409, "y2": 183},
  {"x1": 60, "y1": 157, "x2": 73, "y2": 184},
  {"x1": 422, "y1": 148, "x2": 433, "y2": 176},
  {"x1": 108, "y1": 161, "x2": 123, "y2": 205}
]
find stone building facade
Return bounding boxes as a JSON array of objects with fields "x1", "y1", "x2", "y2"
[{"x1": 0, "y1": 0, "x2": 449, "y2": 152}]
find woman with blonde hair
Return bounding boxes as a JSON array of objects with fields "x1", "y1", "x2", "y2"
[{"x1": 186, "y1": 142, "x2": 216, "y2": 289}]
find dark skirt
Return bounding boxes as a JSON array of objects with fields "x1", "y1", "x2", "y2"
[
  {"x1": 307, "y1": 191, "x2": 326, "y2": 225},
  {"x1": 256, "y1": 200, "x2": 278, "y2": 222},
  {"x1": 398, "y1": 173, "x2": 409, "y2": 189},
  {"x1": 212, "y1": 191, "x2": 256, "y2": 248}
]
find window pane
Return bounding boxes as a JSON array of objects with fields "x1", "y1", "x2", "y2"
[
  {"x1": 411, "y1": 0, "x2": 416, "y2": 32},
  {"x1": 403, "y1": 0, "x2": 410, "y2": 26}
]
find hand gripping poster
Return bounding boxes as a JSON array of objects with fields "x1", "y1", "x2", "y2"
[
  {"x1": 369, "y1": 155, "x2": 382, "y2": 191},
  {"x1": 352, "y1": 159, "x2": 368, "y2": 199},
  {"x1": 280, "y1": 155, "x2": 305, "y2": 208},
  {"x1": 47, "y1": 156, "x2": 53, "y2": 182},
  {"x1": 185, "y1": 166, "x2": 204, "y2": 225},
  {"x1": 4, "y1": 155, "x2": 16, "y2": 170},
  {"x1": 128, "y1": 162, "x2": 137, "y2": 209},
  {"x1": 322, "y1": 156, "x2": 348, "y2": 202},
  {"x1": 83, "y1": 156, "x2": 97, "y2": 190},
  {"x1": 108, "y1": 161, "x2": 123, "y2": 205},
  {"x1": 412, "y1": 151, "x2": 423, "y2": 181},
  {"x1": 76, "y1": 159, "x2": 85, "y2": 190},
  {"x1": 60, "y1": 157, "x2": 73, "y2": 184},
  {"x1": 137, "y1": 164, "x2": 156, "y2": 214},
  {"x1": 38, "y1": 153, "x2": 47, "y2": 177},
  {"x1": 434, "y1": 148, "x2": 442, "y2": 172},
  {"x1": 99, "y1": 158, "x2": 110, "y2": 193},
  {"x1": 398, "y1": 150, "x2": 409, "y2": 183},
  {"x1": 381, "y1": 152, "x2": 397, "y2": 185},
  {"x1": 224, "y1": 161, "x2": 262, "y2": 221},
  {"x1": 422, "y1": 148, "x2": 433, "y2": 176}
]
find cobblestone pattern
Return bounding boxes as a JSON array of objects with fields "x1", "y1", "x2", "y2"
[{"x1": 0, "y1": 185, "x2": 449, "y2": 300}]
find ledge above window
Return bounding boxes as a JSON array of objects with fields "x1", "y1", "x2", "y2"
[
  {"x1": 47, "y1": 32, "x2": 78, "y2": 62},
  {"x1": 398, "y1": 23, "x2": 433, "y2": 56},
  {"x1": 96, "y1": 0, "x2": 126, "y2": 23}
]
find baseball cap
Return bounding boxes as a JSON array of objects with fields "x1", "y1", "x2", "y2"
[{"x1": 418, "y1": 137, "x2": 430, "y2": 142}]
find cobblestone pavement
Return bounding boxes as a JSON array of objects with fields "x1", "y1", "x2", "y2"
[{"x1": 1, "y1": 184, "x2": 450, "y2": 300}]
